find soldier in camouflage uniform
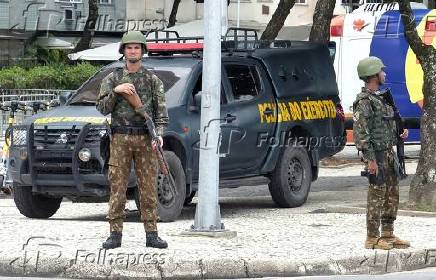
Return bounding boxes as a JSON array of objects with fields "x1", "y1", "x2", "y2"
[
  {"x1": 97, "y1": 31, "x2": 169, "y2": 249},
  {"x1": 353, "y1": 57, "x2": 410, "y2": 250}
]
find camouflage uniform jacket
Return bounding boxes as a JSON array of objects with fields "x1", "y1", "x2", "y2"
[
  {"x1": 96, "y1": 65, "x2": 169, "y2": 135},
  {"x1": 353, "y1": 87, "x2": 396, "y2": 161}
]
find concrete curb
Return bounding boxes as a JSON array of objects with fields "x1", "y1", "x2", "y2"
[
  {"x1": 320, "y1": 162, "x2": 362, "y2": 169},
  {"x1": 319, "y1": 158, "x2": 417, "y2": 169},
  {"x1": 1, "y1": 248, "x2": 436, "y2": 279},
  {"x1": 326, "y1": 205, "x2": 436, "y2": 218}
]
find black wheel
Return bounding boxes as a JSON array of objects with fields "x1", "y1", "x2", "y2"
[
  {"x1": 134, "y1": 151, "x2": 186, "y2": 222},
  {"x1": 184, "y1": 190, "x2": 196, "y2": 206},
  {"x1": 268, "y1": 147, "x2": 312, "y2": 208},
  {"x1": 13, "y1": 185, "x2": 62, "y2": 218}
]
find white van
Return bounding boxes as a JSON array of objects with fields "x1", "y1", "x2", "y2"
[{"x1": 330, "y1": 2, "x2": 434, "y2": 142}]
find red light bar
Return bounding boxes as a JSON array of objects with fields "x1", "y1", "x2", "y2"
[
  {"x1": 330, "y1": 15, "x2": 344, "y2": 37},
  {"x1": 147, "y1": 42, "x2": 204, "y2": 53}
]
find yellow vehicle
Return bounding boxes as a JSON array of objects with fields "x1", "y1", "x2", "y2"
[{"x1": 0, "y1": 101, "x2": 49, "y2": 194}]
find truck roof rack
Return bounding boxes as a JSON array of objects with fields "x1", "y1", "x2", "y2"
[
  {"x1": 144, "y1": 30, "x2": 204, "y2": 55},
  {"x1": 139, "y1": 28, "x2": 302, "y2": 56},
  {"x1": 222, "y1": 27, "x2": 258, "y2": 52}
]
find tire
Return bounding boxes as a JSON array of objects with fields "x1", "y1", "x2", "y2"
[
  {"x1": 184, "y1": 190, "x2": 196, "y2": 206},
  {"x1": 135, "y1": 151, "x2": 186, "y2": 222},
  {"x1": 13, "y1": 185, "x2": 62, "y2": 218},
  {"x1": 268, "y1": 147, "x2": 312, "y2": 208}
]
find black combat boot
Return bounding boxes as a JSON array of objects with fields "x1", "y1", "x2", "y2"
[
  {"x1": 146, "y1": 231, "x2": 168, "y2": 249},
  {"x1": 102, "y1": 231, "x2": 122, "y2": 249}
]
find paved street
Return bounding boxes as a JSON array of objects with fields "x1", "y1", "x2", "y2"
[{"x1": 1, "y1": 145, "x2": 435, "y2": 279}]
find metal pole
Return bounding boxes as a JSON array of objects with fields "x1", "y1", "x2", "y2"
[
  {"x1": 192, "y1": 0, "x2": 223, "y2": 232},
  {"x1": 221, "y1": 0, "x2": 228, "y2": 36},
  {"x1": 237, "y1": 0, "x2": 240, "y2": 28}
]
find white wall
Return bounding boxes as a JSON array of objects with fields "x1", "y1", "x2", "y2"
[
  {"x1": 126, "y1": 0, "x2": 146, "y2": 20},
  {"x1": 226, "y1": 1, "x2": 316, "y2": 26},
  {"x1": 130, "y1": 0, "x2": 350, "y2": 27},
  {"x1": 171, "y1": 0, "x2": 200, "y2": 22}
]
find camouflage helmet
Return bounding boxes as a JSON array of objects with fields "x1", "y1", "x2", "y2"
[
  {"x1": 357, "y1": 56, "x2": 385, "y2": 79},
  {"x1": 118, "y1": 30, "x2": 147, "y2": 54}
]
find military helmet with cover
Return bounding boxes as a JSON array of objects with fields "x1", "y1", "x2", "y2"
[
  {"x1": 357, "y1": 56, "x2": 385, "y2": 79},
  {"x1": 118, "y1": 30, "x2": 147, "y2": 54}
]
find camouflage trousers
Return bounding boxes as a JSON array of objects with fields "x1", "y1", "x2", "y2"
[
  {"x1": 367, "y1": 149, "x2": 399, "y2": 237},
  {"x1": 107, "y1": 133, "x2": 158, "y2": 233}
]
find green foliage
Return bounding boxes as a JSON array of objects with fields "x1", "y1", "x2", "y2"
[
  {"x1": 25, "y1": 44, "x2": 70, "y2": 65},
  {"x1": 0, "y1": 66, "x2": 28, "y2": 88},
  {"x1": 0, "y1": 63, "x2": 100, "y2": 90},
  {"x1": 62, "y1": 62, "x2": 101, "y2": 89}
]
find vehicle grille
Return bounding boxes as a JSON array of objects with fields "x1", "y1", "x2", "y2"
[
  {"x1": 33, "y1": 125, "x2": 105, "y2": 149},
  {"x1": 31, "y1": 125, "x2": 106, "y2": 174}
]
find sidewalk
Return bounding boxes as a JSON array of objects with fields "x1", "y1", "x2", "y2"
[
  {"x1": 1, "y1": 197, "x2": 435, "y2": 279},
  {"x1": 1, "y1": 147, "x2": 435, "y2": 279}
]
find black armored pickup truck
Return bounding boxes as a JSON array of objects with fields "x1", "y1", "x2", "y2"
[{"x1": 9, "y1": 30, "x2": 346, "y2": 221}]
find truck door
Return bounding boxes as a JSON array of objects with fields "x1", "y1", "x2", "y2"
[{"x1": 219, "y1": 60, "x2": 276, "y2": 175}]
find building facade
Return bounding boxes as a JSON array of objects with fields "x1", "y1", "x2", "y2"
[
  {"x1": 130, "y1": 0, "x2": 320, "y2": 27},
  {"x1": 0, "y1": 0, "x2": 127, "y2": 32}
]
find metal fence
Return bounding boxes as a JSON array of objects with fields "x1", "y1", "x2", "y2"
[
  {"x1": 0, "y1": 57, "x2": 39, "y2": 68},
  {"x1": 0, "y1": 89, "x2": 67, "y2": 138}
]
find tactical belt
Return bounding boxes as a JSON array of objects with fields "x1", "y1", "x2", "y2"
[{"x1": 111, "y1": 126, "x2": 148, "y2": 135}]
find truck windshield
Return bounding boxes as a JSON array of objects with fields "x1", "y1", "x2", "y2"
[{"x1": 67, "y1": 65, "x2": 191, "y2": 107}]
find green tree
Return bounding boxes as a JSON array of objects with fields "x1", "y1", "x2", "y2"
[
  {"x1": 398, "y1": 0, "x2": 436, "y2": 209},
  {"x1": 260, "y1": 0, "x2": 296, "y2": 42},
  {"x1": 309, "y1": 0, "x2": 336, "y2": 44},
  {"x1": 74, "y1": 0, "x2": 99, "y2": 52},
  {"x1": 168, "y1": 0, "x2": 182, "y2": 28}
]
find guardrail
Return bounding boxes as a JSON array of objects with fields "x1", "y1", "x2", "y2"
[{"x1": 0, "y1": 89, "x2": 70, "y2": 138}]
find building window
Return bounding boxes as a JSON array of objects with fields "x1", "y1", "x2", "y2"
[
  {"x1": 99, "y1": 0, "x2": 111, "y2": 4},
  {"x1": 65, "y1": 9, "x2": 73, "y2": 20},
  {"x1": 262, "y1": 5, "x2": 269, "y2": 15},
  {"x1": 295, "y1": 0, "x2": 307, "y2": 4},
  {"x1": 225, "y1": 64, "x2": 262, "y2": 102},
  {"x1": 55, "y1": 0, "x2": 83, "y2": 3}
]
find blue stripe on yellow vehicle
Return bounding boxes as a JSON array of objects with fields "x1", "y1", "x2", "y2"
[{"x1": 370, "y1": 8, "x2": 434, "y2": 142}]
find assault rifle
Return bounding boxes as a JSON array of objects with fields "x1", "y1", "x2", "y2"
[
  {"x1": 140, "y1": 111, "x2": 177, "y2": 193},
  {"x1": 381, "y1": 89, "x2": 407, "y2": 180}
]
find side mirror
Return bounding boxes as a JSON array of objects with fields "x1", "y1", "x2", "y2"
[
  {"x1": 48, "y1": 99, "x2": 60, "y2": 108},
  {"x1": 328, "y1": 41, "x2": 336, "y2": 62},
  {"x1": 59, "y1": 91, "x2": 73, "y2": 106},
  {"x1": 189, "y1": 92, "x2": 201, "y2": 112}
]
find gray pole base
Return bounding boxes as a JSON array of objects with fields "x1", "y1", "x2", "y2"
[{"x1": 179, "y1": 229, "x2": 237, "y2": 239}]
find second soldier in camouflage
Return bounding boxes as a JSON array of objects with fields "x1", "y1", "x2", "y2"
[{"x1": 353, "y1": 56, "x2": 410, "y2": 250}]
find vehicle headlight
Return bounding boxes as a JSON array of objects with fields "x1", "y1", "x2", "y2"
[
  {"x1": 78, "y1": 148, "x2": 91, "y2": 162},
  {"x1": 11, "y1": 128, "x2": 27, "y2": 146}
]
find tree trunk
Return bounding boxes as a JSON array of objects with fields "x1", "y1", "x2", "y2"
[
  {"x1": 398, "y1": 0, "x2": 436, "y2": 208},
  {"x1": 260, "y1": 0, "x2": 296, "y2": 42},
  {"x1": 167, "y1": 0, "x2": 182, "y2": 28},
  {"x1": 309, "y1": 0, "x2": 335, "y2": 44},
  {"x1": 73, "y1": 0, "x2": 98, "y2": 53}
]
